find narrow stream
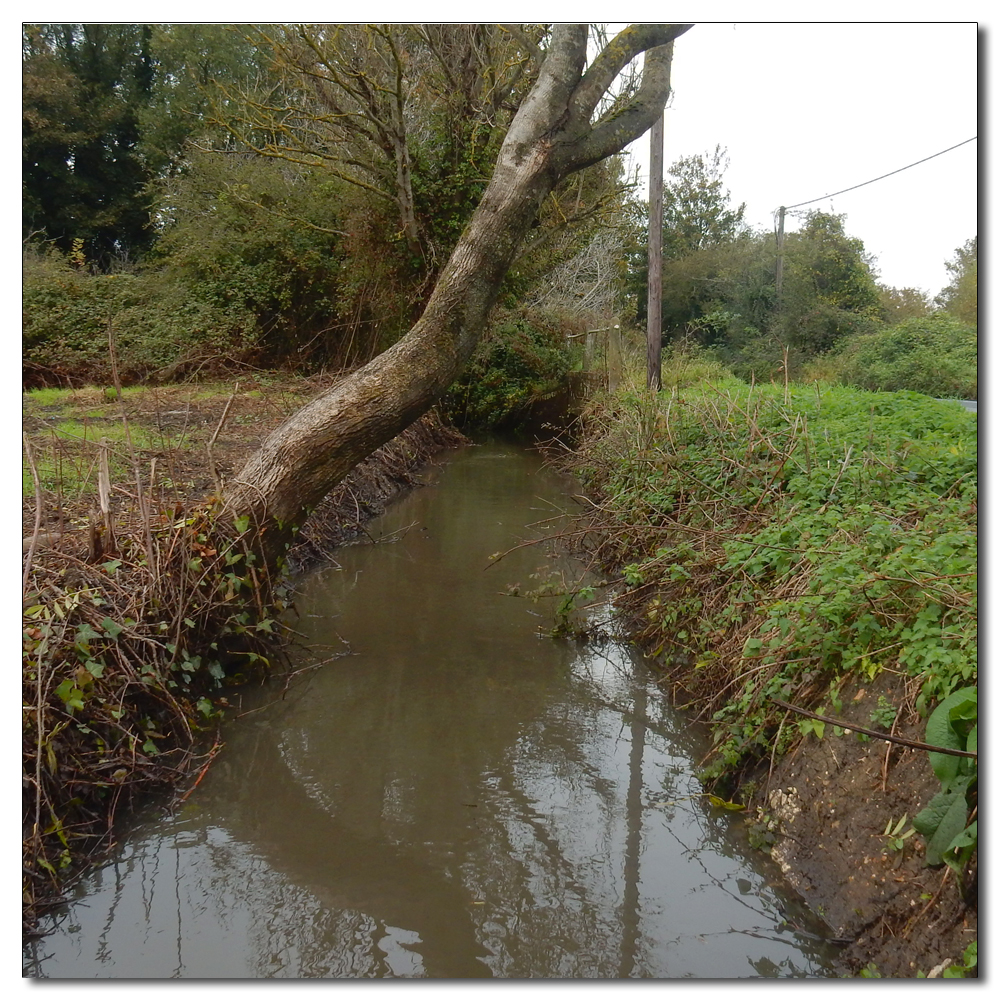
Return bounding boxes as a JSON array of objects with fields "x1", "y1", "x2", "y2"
[{"x1": 25, "y1": 442, "x2": 838, "y2": 979}]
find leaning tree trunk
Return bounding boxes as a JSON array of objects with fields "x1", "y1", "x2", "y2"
[{"x1": 222, "y1": 23, "x2": 691, "y2": 568}]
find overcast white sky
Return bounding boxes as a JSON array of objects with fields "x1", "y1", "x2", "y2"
[{"x1": 621, "y1": 21, "x2": 979, "y2": 298}]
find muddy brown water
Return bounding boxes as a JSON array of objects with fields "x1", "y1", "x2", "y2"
[{"x1": 24, "y1": 442, "x2": 840, "y2": 979}]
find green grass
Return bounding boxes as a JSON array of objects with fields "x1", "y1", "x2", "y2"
[
  {"x1": 23, "y1": 418, "x2": 183, "y2": 498},
  {"x1": 22, "y1": 380, "x2": 317, "y2": 501}
]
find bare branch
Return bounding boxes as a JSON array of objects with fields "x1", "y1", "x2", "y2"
[{"x1": 558, "y1": 34, "x2": 687, "y2": 174}]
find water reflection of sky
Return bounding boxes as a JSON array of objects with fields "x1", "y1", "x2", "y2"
[{"x1": 25, "y1": 445, "x2": 838, "y2": 979}]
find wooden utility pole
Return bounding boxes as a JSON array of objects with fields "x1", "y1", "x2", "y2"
[
  {"x1": 608, "y1": 323, "x2": 622, "y2": 391},
  {"x1": 647, "y1": 111, "x2": 664, "y2": 392},
  {"x1": 775, "y1": 205, "x2": 786, "y2": 302}
]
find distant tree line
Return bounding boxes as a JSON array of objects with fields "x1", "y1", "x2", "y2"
[{"x1": 620, "y1": 145, "x2": 976, "y2": 396}]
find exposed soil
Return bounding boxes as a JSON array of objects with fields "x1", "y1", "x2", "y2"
[{"x1": 739, "y1": 669, "x2": 976, "y2": 977}]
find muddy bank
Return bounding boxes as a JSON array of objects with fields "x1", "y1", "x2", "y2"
[{"x1": 743, "y1": 671, "x2": 976, "y2": 977}]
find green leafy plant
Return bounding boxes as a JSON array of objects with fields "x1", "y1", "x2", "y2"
[
  {"x1": 880, "y1": 814, "x2": 916, "y2": 853},
  {"x1": 869, "y1": 694, "x2": 897, "y2": 730},
  {"x1": 442, "y1": 310, "x2": 578, "y2": 430},
  {"x1": 574, "y1": 377, "x2": 976, "y2": 788},
  {"x1": 912, "y1": 686, "x2": 977, "y2": 873}
]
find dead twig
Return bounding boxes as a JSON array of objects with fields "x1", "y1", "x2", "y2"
[{"x1": 769, "y1": 698, "x2": 976, "y2": 758}]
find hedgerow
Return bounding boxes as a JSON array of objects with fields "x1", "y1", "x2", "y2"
[{"x1": 831, "y1": 314, "x2": 977, "y2": 399}]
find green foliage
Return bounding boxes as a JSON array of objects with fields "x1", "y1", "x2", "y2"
[
  {"x1": 660, "y1": 145, "x2": 749, "y2": 261},
  {"x1": 913, "y1": 686, "x2": 977, "y2": 872},
  {"x1": 659, "y1": 344, "x2": 734, "y2": 390},
  {"x1": 628, "y1": 146, "x2": 752, "y2": 330},
  {"x1": 935, "y1": 237, "x2": 977, "y2": 327},
  {"x1": 22, "y1": 246, "x2": 258, "y2": 385},
  {"x1": 137, "y1": 24, "x2": 271, "y2": 177},
  {"x1": 833, "y1": 314, "x2": 977, "y2": 399},
  {"x1": 775, "y1": 211, "x2": 881, "y2": 354},
  {"x1": 152, "y1": 152, "x2": 375, "y2": 366},
  {"x1": 878, "y1": 284, "x2": 932, "y2": 324},
  {"x1": 880, "y1": 814, "x2": 916, "y2": 853},
  {"x1": 23, "y1": 24, "x2": 158, "y2": 265},
  {"x1": 576, "y1": 377, "x2": 977, "y2": 785},
  {"x1": 442, "y1": 311, "x2": 578, "y2": 430},
  {"x1": 22, "y1": 23, "x2": 270, "y2": 267},
  {"x1": 659, "y1": 235, "x2": 774, "y2": 347}
]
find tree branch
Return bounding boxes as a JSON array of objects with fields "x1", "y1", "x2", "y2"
[
  {"x1": 558, "y1": 36, "x2": 686, "y2": 174},
  {"x1": 570, "y1": 23, "x2": 692, "y2": 125}
]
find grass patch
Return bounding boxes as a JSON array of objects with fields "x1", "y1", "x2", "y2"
[{"x1": 22, "y1": 380, "x2": 319, "y2": 502}]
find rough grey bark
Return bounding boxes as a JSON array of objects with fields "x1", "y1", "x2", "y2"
[{"x1": 223, "y1": 23, "x2": 692, "y2": 566}]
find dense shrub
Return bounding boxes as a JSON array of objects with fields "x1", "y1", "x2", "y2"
[
  {"x1": 833, "y1": 314, "x2": 977, "y2": 399},
  {"x1": 442, "y1": 311, "x2": 579, "y2": 430},
  {"x1": 22, "y1": 248, "x2": 258, "y2": 386},
  {"x1": 22, "y1": 153, "x2": 421, "y2": 387},
  {"x1": 150, "y1": 154, "x2": 378, "y2": 367}
]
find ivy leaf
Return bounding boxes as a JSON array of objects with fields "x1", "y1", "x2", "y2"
[
  {"x1": 101, "y1": 616, "x2": 125, "y2": 639},
  {"x1": 74, "y1": 623, "x2": 101, "y2": 649},
  {"x1": 54, "y1": 678, "x2": 86, "y2": 713}
]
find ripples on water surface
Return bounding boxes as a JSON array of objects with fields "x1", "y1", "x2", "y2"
[{"x1": 25, "y1": 443, "x2": 837, "y2": 979}]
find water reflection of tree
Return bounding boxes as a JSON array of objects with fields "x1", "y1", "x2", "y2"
[{"x1": 41, "y1": 448, "x2": 835, "y2": 978}]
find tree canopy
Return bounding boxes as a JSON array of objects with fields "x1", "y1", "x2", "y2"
[
  {"x1": 936, "y1": 236, "x2": 977, "y2": 327},
  {"x1": 22, "y1": 23, "x2": 267, "y2": 268},
  {"x1": 661, "y1": 144, "x2": 748, "y2": 260},
  {"x1": 775, "y1": 210, "x2": 881, "y2": 353}
]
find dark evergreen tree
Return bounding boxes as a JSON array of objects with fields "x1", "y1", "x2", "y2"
[{"x1": 23, "y1": 24, "x2": 160, "y2": 267}]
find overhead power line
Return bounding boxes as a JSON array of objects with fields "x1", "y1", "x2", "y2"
[
  {"x1": 783, "y1": 136, "x2": 977, "y2": 211},
  {"x1": 773, "y1": 136, "x2": 977, "y2": 299}
]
